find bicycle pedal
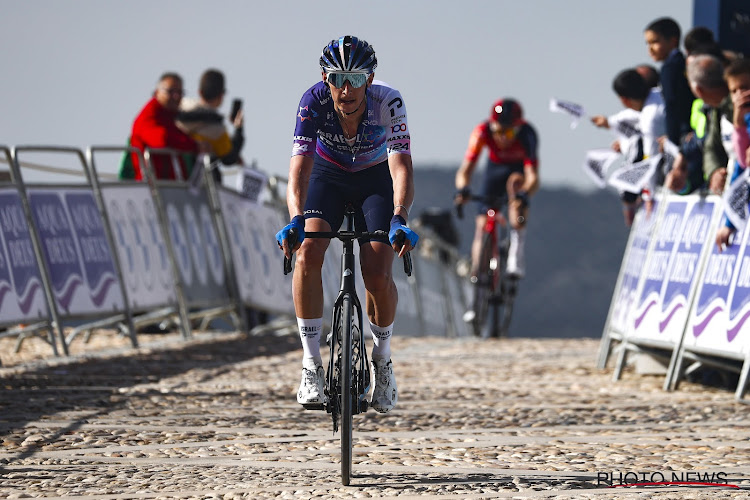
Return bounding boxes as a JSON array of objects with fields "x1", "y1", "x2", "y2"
[{"x1": 301, "y1": 403, "x2": 325, "y2": 411}]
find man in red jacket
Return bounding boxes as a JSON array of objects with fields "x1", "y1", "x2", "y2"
[{"x1": 128, "y1": 72, "x2": 199, "y2": 180}]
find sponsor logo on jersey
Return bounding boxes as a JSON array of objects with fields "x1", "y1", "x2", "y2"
[
  {"x1": 294, "y1": 135, "x2": 313, "y2": 142},
  {"x1": 298, "y1": 105, "x2": 318, "y2": 122},
  {"x1": 391, "y1": 123, "x2": 407, "y2": 133},
  {"x1": 387, "y1": 134, "x2": 410, "y2": 142},
  {"x1": 390, "y1": 114, "x2": 406, "y2": 124},
  {"x1": 388, "y1": 143, "x2": 410, "y2": 152},
  {"x1": 293, "y1": 143, "x2": 309, "y2": 153}
]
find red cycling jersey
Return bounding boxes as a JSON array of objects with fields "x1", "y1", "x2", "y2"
[{"x1": 463, "y1": 121, "x2": 539, "y2": 170}]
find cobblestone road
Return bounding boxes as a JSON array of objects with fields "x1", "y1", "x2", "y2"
[{"x1": 1, "y1": 330, "x2": 749, "y2": 498}]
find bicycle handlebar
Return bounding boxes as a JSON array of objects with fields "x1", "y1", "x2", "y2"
[
  {"x1": 454, "y1": 193, "x2": 508, "y2": 219},
  {"x1": 282, "y1": 227, "x2": 412, "y2": 276}
]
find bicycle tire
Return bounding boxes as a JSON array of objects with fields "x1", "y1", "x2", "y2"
[
  {"x1": 341, "y1": 293, "x2": 354, "y2": 485},
  {"x1": 471, "y1": 232, "x2": 496, "y2": 337},
  {"x1": 499, "y1": 278, "x2": 518, "y2": 338}
]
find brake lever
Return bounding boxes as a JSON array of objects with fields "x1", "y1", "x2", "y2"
[
  {"x1": 283, "y1": 228, "x2": 298, "y2": 275},
  {"x1": 395, "y1": 229, "x2": 412, "y2": 276}
]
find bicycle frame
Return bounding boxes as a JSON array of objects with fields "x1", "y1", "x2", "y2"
[{"x1": 459, "y1": 195, "x2": 517, "y2": 338}]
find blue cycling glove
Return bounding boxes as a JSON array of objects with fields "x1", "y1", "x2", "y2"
[
  {"x1": 388, "y1": 215, "x2": 419, "y2": 248},
  {"x1": 276, "y1": 215, "x2": 305, "y2": 248}
]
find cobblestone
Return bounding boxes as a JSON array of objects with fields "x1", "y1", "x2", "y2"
[{"x1": 0, "y1": 330, "x2": 749, "y2": 498}]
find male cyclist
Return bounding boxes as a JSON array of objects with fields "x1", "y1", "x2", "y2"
[
  {"x1": 455, "y1": 98, "x2": 539, "y2": 321},
  {"x1": 276, "y1": 36, "x2": 418, "y2": 413}
]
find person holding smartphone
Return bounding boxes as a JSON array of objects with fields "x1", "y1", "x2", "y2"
[{"x1": 177, "y1": 68, "x2": 245, "y2": 172}]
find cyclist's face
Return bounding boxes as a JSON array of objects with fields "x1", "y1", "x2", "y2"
[
  {"x1": 490, "y1": 120, "x2": 517, "y2": 145},
  {"x1": 323, "y1": 71, "x2": 373, "y2": 115}
]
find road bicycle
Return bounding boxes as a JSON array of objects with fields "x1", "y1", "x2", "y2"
[
  {"x1": 283, "y1": 205, "x2": 412, "y2": 486},
  {"x1": 457, "y1": 194, "x2": 520, "y2": 339}
]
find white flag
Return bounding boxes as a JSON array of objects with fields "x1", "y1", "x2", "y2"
[
  {"x1": 236, "y1": 165, "x2": 267, "y2": 203},
  {"x1": 608, "y1": 154, "x2": 661, "y2": 194},
  {"x1": 549, "y1": 98, "x2": 586, "y2": 129},
  {"x1": 722, "y1": 167, "x2": 750, "y2": 230},
  {"x1": 583, "y1": 149, "x2": 620, "y2": 188}
]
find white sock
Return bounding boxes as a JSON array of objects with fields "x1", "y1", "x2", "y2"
[
  {"x1": 297, "y1": 317, "x2": 323, "y2": 368},
  {"x1": 370, "y1": 322, "x2": 393, "y2": 360}
]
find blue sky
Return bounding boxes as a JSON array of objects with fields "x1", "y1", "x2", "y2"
[{"x1": 1, "y1": 0, "x2": 692, "y2": 190}]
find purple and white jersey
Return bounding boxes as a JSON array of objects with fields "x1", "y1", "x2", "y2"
[{"x1": 291, "y1": 80, "x2": 411, "y2": 172}]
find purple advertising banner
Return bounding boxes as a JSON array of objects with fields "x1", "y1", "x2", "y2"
[
  {"x1": 633, "y1": 199, "x2": 688, "y2": 337},
  {"x1": 658, "y1": 199, "x2": 714, "y2": 337},
  {"x1": 0, "y1": 190, "x2": 48, "y2": 323},
  {"x1": 28, "y1": 189, "x2": 124, "y2": 316},
  {"x1": 611, "y1": 205, "x2": 656, "y2": 333},
  {"x1": 690, "y1": 225, "x2": 743, "y2": 342},
  {"x1": 727, "y1": 233, "x2": 750, "y2": 344},
  {"x1": 64, "y1": 192, "x2": 120, "y2": 308}
]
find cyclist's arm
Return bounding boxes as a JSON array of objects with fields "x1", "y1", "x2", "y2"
[
  {"x1": 389, "y1": 152, "x2": 414, "y2": 221},
  {"x1": 456, "y1": 124, "x2": 484, "y2": 195},
  {"x1": 518, "y1": 124, "x2": 540, "y2": 196},
  {"x1": 389, "y1": 152, "x2": 415, "y2": 256},
  {"x1": 280, "y1": 154, "x2": 314, "y2": 258},
  {"x1": 521, "y1": 163, "x2": 539, "y2": 195},
  {"x1": 455, "y1": 158, "x2": 477, "y2": 193},
  {"x1": 287, "y1": 154, "x2": 313, "y2": 219}
]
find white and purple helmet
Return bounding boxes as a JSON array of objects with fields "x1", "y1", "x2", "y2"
[{"x1": 320, "y1": 35, "x2": 377, "y2": 73}]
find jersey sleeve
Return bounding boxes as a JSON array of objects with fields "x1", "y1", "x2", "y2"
[
  {"x1": 463, "y1": 123, "x2": 487, "y2": 162},
  {"x1": 291, "y1": 89, "x2": 320, "y2": 158},
  {"x1": 518, "y1": 124, "x2": 539, "y2": 169},
  {"x1": 382, "y1": 88, "x2": 411, "y2": 156}
]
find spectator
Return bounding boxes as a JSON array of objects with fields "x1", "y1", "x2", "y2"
[
  {"x1": 715, "y1": 59, "x2": 750, "y2": 251},
  {"x1": 593, "y1": 69, "x2": 665, "y2": 225},
  {"x1": 667, "y1": 55, "x2": 733, "y2": 195},
  {"x1": 684, "y1": 26, "x2": 718, "y2": 57},
  {"x1": 644, "y1": 17, "x2": 695, "y2": 145},
  {"x1": 590, "y1": 64, "x2": 659, "y2": 140},
  {"x1": 636, "y1": 64, "x2": 660, "y2": 89},
  {"x1": 726, "y1": 59, "x2": 750, "y2": 169},
  {"x1": 177, "y1": 69, "x2": 245, "y2": 175},
  {"x1": 126, "y1": 72, "x2": 199, "y2": 181}
]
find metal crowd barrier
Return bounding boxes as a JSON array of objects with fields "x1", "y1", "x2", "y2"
[
  {"x1": 0, "y1": 145, "x2": 472, "y2": 363},
  {"x1": 598, "y1": 189, "x2": 750, "y2": 402}
]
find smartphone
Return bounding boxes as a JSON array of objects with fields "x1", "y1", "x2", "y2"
[{"x1": 229, "y1": 98, "x2": 243, "y2": 121}]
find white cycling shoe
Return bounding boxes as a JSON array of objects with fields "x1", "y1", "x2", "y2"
[
  {"x1": 297, "y1": 365, "x2": 327, "y2": 405},
  {"x1": 370, "y1": 358, "x2": 397, "y2": 413}
]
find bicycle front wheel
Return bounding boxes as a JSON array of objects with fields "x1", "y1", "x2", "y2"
[
  {"x1": 471, "y1": 232, "x2": 496, "y2": 337},
  {"x1": 340, "y1": 293, "x2": 354, "y2": 485}
]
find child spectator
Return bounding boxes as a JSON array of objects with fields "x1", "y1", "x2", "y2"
[{"x1": 644, "y1": 17, "x2": 695, "y2": 145}]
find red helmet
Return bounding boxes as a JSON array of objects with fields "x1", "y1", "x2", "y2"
[{"x1": 490, "y1": 98, "x2": 523, "y2": 127}]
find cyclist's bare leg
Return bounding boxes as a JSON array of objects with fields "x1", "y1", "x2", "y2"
[
  {"x1": 359, "y1": 241, "x2": 396, "y2": 327},
  {"x1": 293, "y1": 217, "x2": 331, "y2": 319},
  {"x1": 507, "y1": 172, "x2": 528, "y2": 230},
  {"x1": 470, "y1": 214, "x2": 488, "y2": 278},
  {"x1": 506, "y1": 172, "x2": 527, "y2": 278}
]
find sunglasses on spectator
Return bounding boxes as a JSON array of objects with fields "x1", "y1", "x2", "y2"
[
  {"x1": 326, "y1": 72, "x2": 369, "y2": 89},
  {"x1": 159, "y1": 87, "x2": 184, "y2": 96}
]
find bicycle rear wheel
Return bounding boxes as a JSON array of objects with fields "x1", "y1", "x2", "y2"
[
  {"x1": 340, "y1": 293, "x2": 354, "y2": 485},
  {"x1": 471, "y1": 232, "x2": 496, "y2": 337},
  {"x1": 499, "y1": 277, "x2": 519, "y2": 338}
]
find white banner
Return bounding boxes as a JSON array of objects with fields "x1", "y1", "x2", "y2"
[
  {"x1": 583, "y1": 149, "x2": 620, "y2": 188},
  {"x1": 100, "y1": 185, "x2": 176, "y2": 311},
  {"x1": 722, "y1": 167, "x2": 750, "y2": 231},
  {"x1": 608, "y1": 154, "x2": 661, "y2": 194}
]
